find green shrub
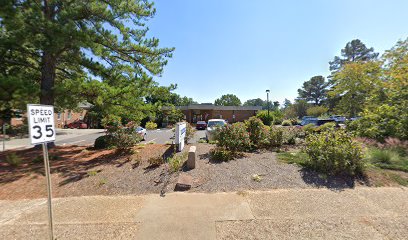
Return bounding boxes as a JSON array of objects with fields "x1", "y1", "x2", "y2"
[
  {"x1": 185, "y1": 122, "x2": 196, "y2": 144},
  {"x1": 282, "y1": 127, "x2": 303, "y2": 145},
  {"x1": 94, "y1": 135, "x2": 114, "y2": 149},
  {"x1": 215, "y1": 122, "x2": 251, "y2": 152},
  {"x1": 306, "y1": 106, "x2": 328, "y2": 117},
  {"x1": 168, "y1": 152, "x2": 188, "y2": 172},
  {"x1": 303, "y1": 123, "x2": 316, "y2": 135},
  {"x1": 245, "y1": 117, "x2": 268, "y2": 148},
  {"x1": 305, "y1": 130, "x2": 364, "y2": 176},
  {"x1": 5, "y1": 153, "x2": 22, "y2": 167},
  {"x1": 101, "y1": 115, "x2": 122, "y2": 133},
  {"x1": 210, "y1": 147, "x2": 240, "y2": 162},
  {"x1": 281, "y1": 120, "x2": 292, "y2": 126},
  {"x1": 289, "y1": 118, "x2": 300, "y2": 126},
  {"x1": 350, "y1": 105, "x2": 407, "y2": 141},
  {"x1": 148, "y1": 155, "x2": 163, "y2": 167},
  {"x1": 369, "y1": 148, "x2": 399, "y2": 164},
  {"x1": 315, "y1": 122, "x2": 336, "y2": 132},
  {"x1": 366, "y1": 147, "x2": 408, "y2": 172},
  {"x1": 256, "y1": 110, "x2": 274, "y2": 126},
  {"x1": 269, "y1": 126, "x2": 283, "y2": 148},
  {"x1": 271, "y1": 110, "x2": 284, "y2": 125},
  {"x1": 145, "y1": 121, "x2": 158, "y2": 130},
  {"x1": 112, "y1": 127, "x2": 142, "y2": 151}
]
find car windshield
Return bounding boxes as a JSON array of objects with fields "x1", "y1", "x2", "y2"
[
  {"x1": 207, "y1": 121, "x2": 225, "y2": 127},
  {"x1": 136, "y1": 127, "x2": 144, "y2": 131},
  {"x1": 197, "y1": 121, "x2": 206, "y2": 124}
]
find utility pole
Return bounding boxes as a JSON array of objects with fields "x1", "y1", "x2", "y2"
[{"x1": 266, "y1": 89, "x2": 270, "y2": 117}]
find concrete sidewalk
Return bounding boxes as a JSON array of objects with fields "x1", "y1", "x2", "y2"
[{"x1": 0, "y1": 187, "x2": 407, "y2": 239}]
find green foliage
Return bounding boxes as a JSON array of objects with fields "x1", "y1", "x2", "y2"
[
  {"x1": 329, "y1": 39, "x2": 379, "y2": 74},
  {"x1": 269, "y1": 126, "x2": 284, "y2": 148},
  {"x1": 282, "y1": 127, "x2": 304, "y2": 145},
  {"x1": 243, "y1": 98, "x2": 266, "y2": 108},
  {"x1": 303, "y1": 124, "x2": 316, "y2": 135},
  {"x1": 315, "y1": 122, "x2": 336, "y2": 132},
  {"x1": 0, "y1": 0, "x2": 174, "y2": 124},
  {"x1": 297, "y1": 75, "x2": 328, "y2": 105},
  {"x1": 214, "y1": 94, "x2": 242, "y2": 106},
  {"x1": 94, "y1": 135, "x2": 113, "y2": 149},
  {"x1": 281, "y1": 120, "x2": 292, "y2": 126},
  {"x1": 5, "y1": 153, "x2": 22, "y2": 167},
  {"x1": 210, "y1": 147, "x2": 240, "y2": 162},
  {"x1": 145, "y1": 121, "x2": 158, "y2": 130},
  {"x1": 277, "y1": 152, "x2": 308, "y2": 165},
  {"x1": 168, "y1": 152, "x2": 188, "y2": 172},
  {"x1": 215, "y1": 122, "x2": 251, "y2": 152},
  {"x1": 305, "y1": 130, "x2": 365, "y2": 176},
  {"x1": 366, "y1": 146, "x2": 408, "y2": 172},
  {"x1": 285, "y1": 100, "x2": 310, "y2": 119},
  {"x1": 185, "y1": 122, "x2": 196, "y2": 144},
  {"x1": 101, "y1": 115, "x2": 122, "y2": 133},
  {"x1": 256, "y1": 110, "x2": 274, "y2": 126},
  {"x1": 245, "y1": 117, "x2": 268, "y2": 148},
  {"x1": 306, "y1": 106, "x2": 328, "y2": 117}
]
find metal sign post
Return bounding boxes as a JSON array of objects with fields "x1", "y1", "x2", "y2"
[
  {"x1": 27, "y1": 104, "x2": 56, "y2": 240},
  {"x1": 2, "y1": 123, "x2": 5, "y2": 152}
]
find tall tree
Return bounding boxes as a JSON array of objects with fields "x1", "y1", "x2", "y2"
[
  {"x1": 214, "y1": 94, "x2": 241, "y2": 106},
  {"x1": 329, "y1": 39, "x2": 379, "y2": 73},
  {"x1": 0, "y1": 1, "x2": 174, "y2": 111},
  {"x1": 297, "y1": 76, "x2": 328, "y2": 105},
  {"x1": 283, "y1": 98, "x2": 292, "y2": 109},
  {"x1": 329, "y1": 61, "x2": 382, "y2": 118},
  {"x1": 243, "y1": 98, "x2": 265, "y2": 107}
]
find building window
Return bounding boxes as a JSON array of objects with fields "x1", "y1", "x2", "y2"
[
  {"x1": 67, "y1": 111, "x2": 72, "y2": 120},
  {"x1": 57, "y1": 113, "x2": 61, "y2": 120}
]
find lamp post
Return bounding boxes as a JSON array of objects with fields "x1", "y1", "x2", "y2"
[{"x1": 266, "y1": 90, "x2": 270, "y2": 117}]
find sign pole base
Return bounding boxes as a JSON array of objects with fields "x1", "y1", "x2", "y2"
[{"x1": 42, "y1": 143, "x2": 54, "y2": 240}]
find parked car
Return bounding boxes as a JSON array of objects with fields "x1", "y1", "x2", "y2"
[
  {"x1": 329, "y1": 115, "x2": 346, "y2": 123},
  {"x1": 135, "y1": 126, "x2": 147, "y2": 140},
  {"x1": 196, "y1": 121, "x2": 207, "y2": 130},
  {"x1": 205, "y1": 119, "x2": 227, "y2": 141},
  {"x1": 64, "y1": 120, "x2": 88, "y2": 129},
  {"x1": 300, "y1": 117, "x2": 318, "y2": 126},
  {"x1": 350, "y1": 116, "x2": 361, "y2": 121}
]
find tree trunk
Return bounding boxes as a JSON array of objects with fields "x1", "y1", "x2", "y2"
[{"x1": 40, "y1": 52, "x2": 56, "y2": 105}]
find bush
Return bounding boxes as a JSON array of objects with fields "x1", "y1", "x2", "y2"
[
  {"x1": 5, "y1": 153, "x2": 22, "y2": 167},
  {"x1": 245, "y1": 117, "x2": 268, "y2": 148},
  {"x1": 210, "y1": 147, "x2": 241, "y2": 162},
  {"x1": 303, "y1": 123, "x2": 316, "y2": 135},
  {"x1": 282, "y1": 127, "x2": 303, "y2": 145},
  {"x1": 101, "y1": 115, "x2": 122, "y2": 133},
  {"x1": 306, "y1": 106, "x2": 328, "y2": 117},
  {"x1": 281, "y1": 120, "x2": 292, "y2": 126},
  {"x1": 148, "y1": 155, "x2": 163, "y2": 167},
  {"x1": 94, "y1": 135, "x2": 114, "y2": 149},
  {"x1": 145, "y1": 121, "x2": 158, "y2": 130},
  {"x1": 315, "y1": 122, "x2": 336, "y2": 132},
  {"x1": 215, "y1": 122, "x2": 251, "y2": 152},
  {"x1": 305, "y1": 130, "x2": 364, "y2": 176},
  {"x1": 112, "y1": 127, "x2": 142, "y2": 151},
  {"x1": 269, "y1": 126, "x2": 283, "y2": 148},
  {"x1": 256, "y1": 110, "x2": 274, "y2": 126},
  {"x1": 350, "y1": 105, "x2": 407, "y2": 141},
  {"x1": 185, "y1": 122, "x2": 196, "y2": 144},
  {"x1": 168, "y1": 152, "x2": 188, "y2": 172}
]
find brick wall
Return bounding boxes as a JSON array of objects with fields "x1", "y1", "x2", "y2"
[{"x1": 55, "y1": 109, "x2": 87, "y2": 128}]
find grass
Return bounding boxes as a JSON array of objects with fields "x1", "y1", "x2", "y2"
[
  {"x1": 198, "y1": 139, "x2": 207, "y2": 143},
  {"x1": 366, "y1": 147, "x2": 408, "y2": 172},
  {"x1": 276, "y1": 151, "x2": 308, "y2": 166},
  {"x1": 98, "y1": 178, "x2": 107, "y2": 186}
]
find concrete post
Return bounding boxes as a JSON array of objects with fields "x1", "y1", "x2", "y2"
[{"x1": 187, "y1": 146, "x2": 196, "y2": 169}]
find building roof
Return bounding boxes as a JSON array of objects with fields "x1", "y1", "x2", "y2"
[{"x1": 163, "y1": 104, "x2": 262, "y2": 111}]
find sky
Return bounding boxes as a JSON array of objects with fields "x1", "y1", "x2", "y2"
[{"x1": 146, "y1": 0, "x2": 408, "y2": 105}]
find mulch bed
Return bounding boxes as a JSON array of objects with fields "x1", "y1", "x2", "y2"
[{"x1": 1, "y1": 143, "x2": 405, "y2": 200}]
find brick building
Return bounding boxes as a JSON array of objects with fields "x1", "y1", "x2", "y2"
[{"x1": 173, "y1": 104, "x2": 262, "y2": 123}]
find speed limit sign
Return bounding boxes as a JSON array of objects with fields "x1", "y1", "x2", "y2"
[{"x1": 27, "y1": 104, "x2": 56, "y2": 144}]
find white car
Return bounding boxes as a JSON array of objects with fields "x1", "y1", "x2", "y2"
[
  {"x1": 136, "y1": 126, "x2": 147, "y2": 140},
  {"x1": 205, "y1": 119, "x2": 227, "y2": 141}
]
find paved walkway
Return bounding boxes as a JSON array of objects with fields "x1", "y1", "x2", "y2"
[{"x1": 0, "y1": 187, "x2": 407, "y2": 239}]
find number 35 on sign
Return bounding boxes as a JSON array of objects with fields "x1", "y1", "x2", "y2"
[{"x1": 27, "y1": 105, "x2": 56, "y2": 144}]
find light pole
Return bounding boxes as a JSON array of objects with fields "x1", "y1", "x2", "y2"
[{"x1": 266, "y1": 90, "x2": 270, "y2": 117}]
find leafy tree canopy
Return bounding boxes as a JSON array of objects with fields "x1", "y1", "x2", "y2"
[
  {"x1": 329, "y1": 39, "x2": 379, "y2": 73},
  {"x1": 297, "y1": 76, "x2": 328, "y2": 105},
  {"x1": 214, "y1": 94, "x2": 241, "y2": 106},
  {"x1": 0, "y1": 0, "x2": 174, "y2": 123}
]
